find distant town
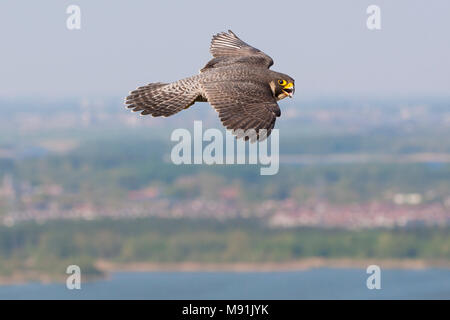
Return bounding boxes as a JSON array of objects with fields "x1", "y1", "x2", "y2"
[
  {"x1": 1, "y1": 174, "x2": 449, "y2": 229},
  {"x1": 1, "y1": 96, "x2": 450, "y2": 230}
]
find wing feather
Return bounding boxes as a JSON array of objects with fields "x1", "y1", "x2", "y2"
[
  {"x1": 201, "y1": 30, "x2": 274, "y2": 71},
  {"x1": 203, "y1": 80, "x2": 280, "y2": 141}
]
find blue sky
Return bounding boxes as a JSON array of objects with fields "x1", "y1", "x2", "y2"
[{"x1": 0, "y1": 0, "x2": 449, "y2": 98}]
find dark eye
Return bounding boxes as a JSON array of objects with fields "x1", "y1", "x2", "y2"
[{"x1": 278, "y1": 79, "x2": 286, "y2": 86}]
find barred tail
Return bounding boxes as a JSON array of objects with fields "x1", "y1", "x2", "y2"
[{"x1": 125, "y1": 76, "x2": 202, "y2": 117}]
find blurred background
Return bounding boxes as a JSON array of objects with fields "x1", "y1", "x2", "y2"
[{"x1": 0, "y1": 0, "x2": 449, "y2": 299}]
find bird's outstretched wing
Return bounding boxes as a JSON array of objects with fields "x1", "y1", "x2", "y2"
[
  {"x1": 201, "y1": 30, "x2": 274, "y2": 71},
  {"x1": 203, "y1": 80, "x2": 280, "y2": 142}
]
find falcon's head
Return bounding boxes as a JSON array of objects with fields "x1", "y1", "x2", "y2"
[{"x1": 270, "y1": 75, "x2": 295, "y2": 100}]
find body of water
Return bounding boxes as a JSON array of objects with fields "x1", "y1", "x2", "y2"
[{"x1": 1, "y1": 268, "x2": 449, "y2": 300}]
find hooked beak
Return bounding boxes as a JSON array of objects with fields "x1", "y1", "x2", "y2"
[{"x1": 282, "y1": 82, "x2": 295, "y2": 98}]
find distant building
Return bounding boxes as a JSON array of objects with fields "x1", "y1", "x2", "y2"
[
  {"x1": 128, "y1": 187, "x2": 160, "y2": 201},
  {"x1": 393, "y1": 193, "x2": 423, "y2": 205},
  {"x1": 0, "y1": 175, "x2": 16, "y2": 200}
]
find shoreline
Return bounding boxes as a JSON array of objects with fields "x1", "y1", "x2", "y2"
[
  {"x1": 1, "y1": 258, "x2": 449, "y2": 286},
  {"x1": 95, "y1": 258, "x2": 450, "y2": 273}
]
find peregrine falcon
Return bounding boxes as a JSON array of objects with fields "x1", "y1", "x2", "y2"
[{"x1": 125, "y1": 30, "x2": 295, "y2": 141}]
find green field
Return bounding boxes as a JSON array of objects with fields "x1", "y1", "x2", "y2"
[{"x1": 0, "y1": 219, "x2": 449, "y2": 279}]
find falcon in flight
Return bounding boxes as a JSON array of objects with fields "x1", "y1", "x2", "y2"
[{"x1": 125, "y1": 30, "x2": 295, "y2": 141}]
